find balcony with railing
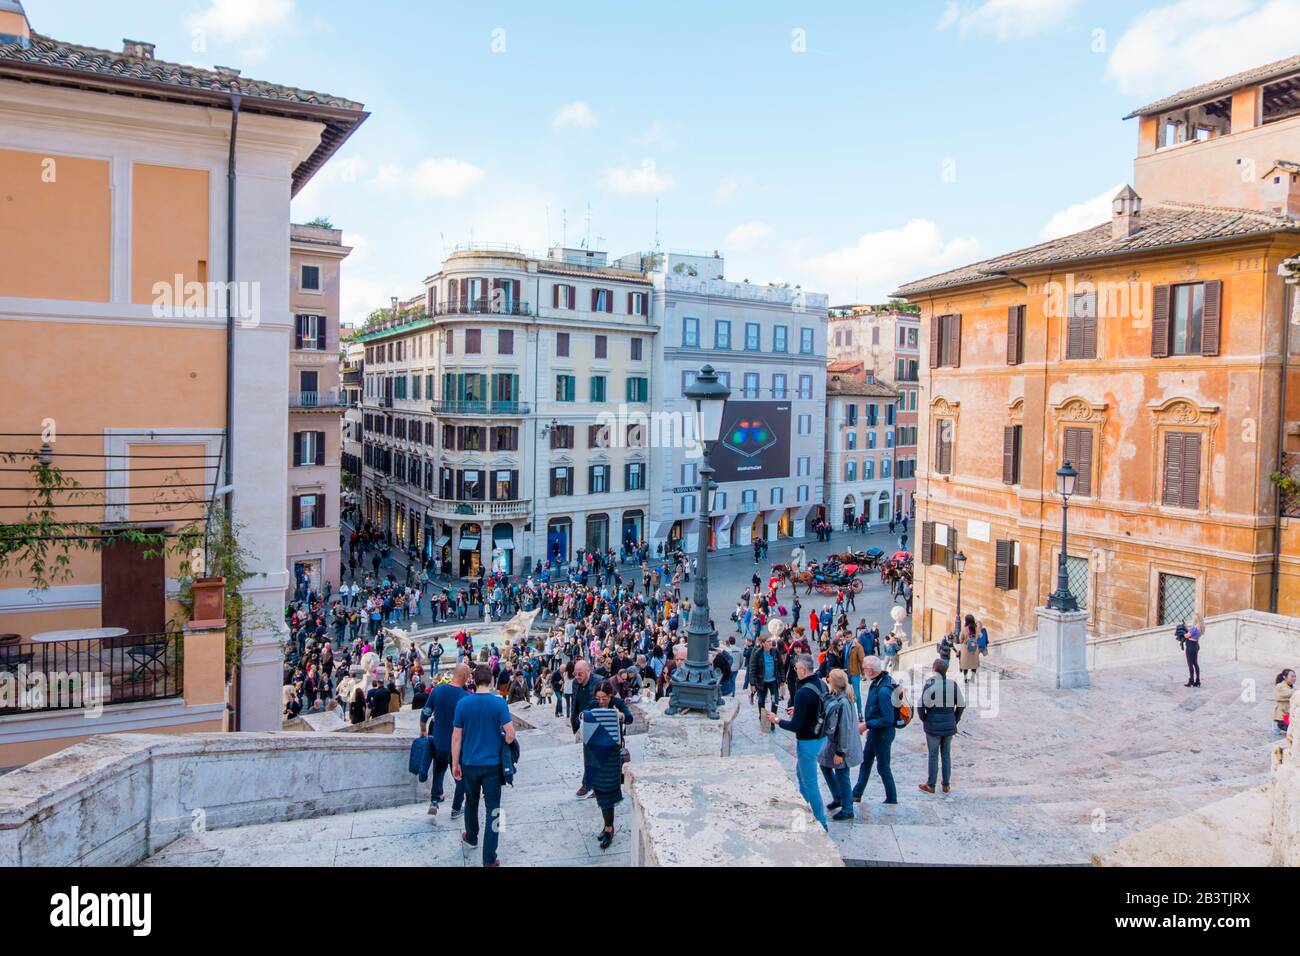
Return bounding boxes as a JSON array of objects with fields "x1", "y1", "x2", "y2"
[
  {"x1": 426, "y1": 498, "x2": 531, "y2": 519},
  {"x1": 291, "y1": 390, "x2": 347, "y2": 409},
  {"x1": 433, "y1": 301, "x2": 533, "y2": 318},
  {"x1": 430, "y1": 400, "x2": 531, "y2": 416},
  {"x1": 0, "y1": 631, "x2": 185, "y2": 715}
]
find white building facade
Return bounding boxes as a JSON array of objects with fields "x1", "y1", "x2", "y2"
[
  {"x1": 823, "y1": 374, "x2": 899, "y2": 531},
  {"x1": 359, "y1": 245, "x2": 657, "y2": 576},
  {"x1": 648, "y1": 253, "x2": 828, "y2": 555}
]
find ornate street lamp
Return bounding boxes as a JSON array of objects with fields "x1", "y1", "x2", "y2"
[
  {"x1": 1047, "y1": 460, "x2": 1079, "y2": 612},
  {"x1": 953, "y1": 549, "x2": 967, "y2": 633},
  {"x1": 667, "y1": 364, "x2": 730, "y2": 718}
]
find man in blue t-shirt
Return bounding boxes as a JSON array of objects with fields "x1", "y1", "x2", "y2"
[
  {"x1": 421, "y1": 662, "x2": 470, "y2": 817},
  {"x1": 453, "y1": 665, "x2": 517, "y2": 867}
]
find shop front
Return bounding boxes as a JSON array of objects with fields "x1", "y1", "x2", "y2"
[
  {"x1": 492, "y1": 523, "x2": 515, "y2": 574},
  {"x1": 458, "y1": 523, "x2": 482, "y2": 578}
]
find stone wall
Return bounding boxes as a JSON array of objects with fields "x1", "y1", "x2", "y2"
[{"x1": 0, "y1": 732, "x2": 417, "y2": 866}]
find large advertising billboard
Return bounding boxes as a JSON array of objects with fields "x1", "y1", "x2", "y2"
[{"x1": 710, "y1": 401, "x2": 792, "y2": 483}]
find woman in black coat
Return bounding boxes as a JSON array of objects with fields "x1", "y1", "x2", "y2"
[{"x1": 580, "y1": 680, "x2": 631, "y2": 850}]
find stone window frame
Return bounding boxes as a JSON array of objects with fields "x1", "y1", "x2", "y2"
[
  {"x1": 1145, "y1": 563, "x2": 1205, "y2": 630},
  {"x1": 1147, "y1": 397, "x2": 1219, "y2": 515},
  {"x1": 1051, "y1": 396, "x2": 1108, "y2": 499},
  {"x1": 928, "y1": 396, "x2": 960, "y2": 478}
]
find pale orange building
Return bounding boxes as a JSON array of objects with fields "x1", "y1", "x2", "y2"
[
  {"x1": 0, "y1": 2, "x2": 366, "y2": 764},
  {"x1": 896, "y1": 59, "x2": 1300, "y2": 644},
  {"x1": 288, "y1": 224, "x2": 351, "y2": 595}
]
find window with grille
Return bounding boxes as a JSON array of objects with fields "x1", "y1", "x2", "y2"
[
  {"x1": 1065, "y1": 555, "x2": 1089, "y2": 609},
  {"x1": 1158, "y1": 573, "x2": 1196, "y2": 625}
]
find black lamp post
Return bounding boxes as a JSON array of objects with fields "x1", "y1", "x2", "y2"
[
  {"x1": 667, "y1": 365, "x2": 730, "y2": 719},
  {"x1": 953, "y1": 550, "x2": 967, "y2": 632},
  {"x1": 1047, "y1": 460, "x2": 1079, "y2": 612}
]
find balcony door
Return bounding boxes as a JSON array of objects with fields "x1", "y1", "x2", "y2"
[{"x1": 101, "y1": 536, "x2": 166, "y2": 638}]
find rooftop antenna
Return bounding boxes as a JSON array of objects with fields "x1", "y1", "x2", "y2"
[
  {"x1": 584, "y1": 202, "x2": 592, "y2": 250},
  {"x1": 654, "y1": 198, "x2": 661, "y2": 252},
  {"x1": 562, "y1": 209, "x2": 567, "y2": 248}
]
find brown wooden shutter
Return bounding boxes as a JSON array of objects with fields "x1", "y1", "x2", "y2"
[
  {"x1": 1162, "y1": 432, "x2": 1184, "y2": 507},
  {"x1": 1201, "y1": 280, "x2": 1222, "y2": 356},
  {"x1": 1082, "y1": 292, "x2": 1097, "y2": 359},
  {"x1": 929, "y1": 316, "x2": 942, "y2": 368},
  {"x1": 292, "y1": 432, "x2": 303, "y2": 466},
  {"x1": 1151, "y1": 284, "x2": 1171, "y2": 358},
  {"x1": 319, "y1": 317, "x2": 328, "y2": 352},
  {"x1": 1181, "y1": 432, "x2": 1202, "y2": 508},
  {"x1": 995, "y1": 539, "x2": 1013, "y2": 590},
  {"x1": 315, "y1": 431, "x2": 325, "y2": 465},
  {"x1": 921, "y1": 521, "x2": 935, "y2": 565},
  {"x1": 1007, "y1": 306, "x2": 1022, "y2": 365},
  {"x1": 552, "y1": 284, "x2": 559, "y2": 308},
  {"x1": 294, "y1": 314, "x2": 303, "y2": 349},
  {"x1": 1002, "y1": 425, "x2": 1019, "y2": 484},
  {"x1": 949, "y1": 314, "x2": 962, "y2": 367},
  {"x1": 945, "y1": 527, "x2": 958, "y2": 572},
  {"x1": 291, "y1": 496, "x2": 302, "y2": 530},
  {"x1": 1066, "y1": 427, "x2": 1094, "y2": 496},
  {"x1": 512, "y1": 279, "x2": 521, "y2": 311}
]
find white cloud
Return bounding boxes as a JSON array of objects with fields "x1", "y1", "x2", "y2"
[
  {"x1": 342, "y1": 232, "x2": 369, "y2": 265},
  {"x1": 724, "y1": 221, "x2": 774, "y2": 251},
  {"x1": 938, "y1": 0, "x2": 1077, "y2": 40},
  {"x1": 552, "y1": 101, "x2": 597, "y2": 130},
  {"x1": 1106, "y1": 0, "x2": 1300, "y2": 97},
  {"x1": 598, "y1": 159, "x2": 674, "y2": 197},
  {"x1": 1040, "y1": 184, "x2": 1124, "y2": 240},
  {"x1": 371, "y1": 158, "x2": 486, "y2": 199},
  {"x1": 798, "y1": 220, "x2": 982, "y2": 301},
  {"x1": 185, "y1": 0, "x2": 296, "y2": 42}
]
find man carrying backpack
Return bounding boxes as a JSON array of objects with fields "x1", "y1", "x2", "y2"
[
  {"x1": 770, "y1": 653, "x2": 829, "y2": 830},
  {"x1": 852, "y1": 656, "x2": 899, "y2": 805}
]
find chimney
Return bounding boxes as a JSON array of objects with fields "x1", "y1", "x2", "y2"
[
  {"x1": 1111, "y1": 185, "x2": 1142, "y2": 240},
  {"x1": 1259, "y1": 164, "x2": 1300, "y2": 220},
  {"x1": 122, "y1": 38, "x2": 155, "y2": 59},
  {"x1": 0, "y1": 0, "x2": 31, "y2": 47}
]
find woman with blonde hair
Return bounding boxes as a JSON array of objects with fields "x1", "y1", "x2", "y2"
[{"x1": 818, "y1": 668, "x2": 864, "y2": 821}]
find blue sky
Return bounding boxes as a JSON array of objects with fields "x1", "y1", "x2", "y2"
[{"x1": 27, "y1": 0, "x2": 1300, "y2": 321}]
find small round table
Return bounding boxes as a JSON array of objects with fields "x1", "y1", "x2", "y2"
[{"x1": 29, "y1": 627, "x2": 128, "y2": 643}]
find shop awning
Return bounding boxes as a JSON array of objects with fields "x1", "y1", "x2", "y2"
[
  {"x1": 459, "y1": 537, "x2": 480, "y2": 550},
  {"x1": 493, "y1": 540, "x2": 515, "y2": 550},
  {"x1": 434, "y1": 535, "x2": 450, "y2": 547}
]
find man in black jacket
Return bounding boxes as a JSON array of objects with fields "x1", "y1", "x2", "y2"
[
  {"x1": 772, "y1": 653, "x2": 828, "y2": 830},
  {"x1": 853, "y1": 657, "x2": 898, "y2": 804}
]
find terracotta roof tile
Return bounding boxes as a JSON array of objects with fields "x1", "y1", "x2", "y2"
[
  {"x1": 894, "y1": 202, "x2": 1300, "y2": 298},
  {"x1": 1124, "y1": 53, "x2": 1300, "y2": 119}
]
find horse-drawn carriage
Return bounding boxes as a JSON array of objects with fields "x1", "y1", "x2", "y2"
[
  {"x1": 828, "y1": 546, "x2": 887, "y2": 570},
  {"x1": 771, "y1": 560, "x2": 863, "y2": 595}
]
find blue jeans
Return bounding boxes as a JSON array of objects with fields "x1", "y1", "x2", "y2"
[
  {"x1": 821, "y1": 762, "x2": 853, "y2": 816},
  {"x1": 853, "y1": 729, "x2": 897, "y2": 803},
  {"x1": 849, "y1": 675, "x2": 863, "y2": 719},
  {"x1": 429, "y1": 748, "x2": 465, "y2": 812},
  {"x1": 461, "y1": 764, "x2": 504, "y2": 865},
  {"x1": 795, "y1": 738, "x2": 829, "y2": 830}
]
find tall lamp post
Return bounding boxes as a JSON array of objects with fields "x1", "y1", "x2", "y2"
[
  {"x1": 667, "y1": 365, "x2": 730, "y2": 719},
  {"x1": 953, "y1": 550, "x2": 967, "y2": 633},
  {"x1": 1047, "y1": 460, "x2": 1079, "y2": 612}
]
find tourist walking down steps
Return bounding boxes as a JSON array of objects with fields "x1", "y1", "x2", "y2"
[
  {"x1": 769, "y1": 653, "x2": 829, "y2": 830},
  {"x1": 452, "y1": 664, "x2": 517, "y2": 867}
]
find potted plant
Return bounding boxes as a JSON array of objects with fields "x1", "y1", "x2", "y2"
[{"x1": 190, "y1": 576, "x2": 226, "y2": 627}]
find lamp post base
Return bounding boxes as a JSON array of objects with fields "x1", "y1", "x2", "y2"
[{"x1": 665, "y1": 664, "x2": 721, "y2": 719}]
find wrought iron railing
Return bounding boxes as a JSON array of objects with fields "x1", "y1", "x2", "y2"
[
  {"x1": 291, "y1": 390, "x2": 347, "y2": 408},
  {"x1": 0, "y1": 631, "x2": 185, "y2": 715},
  {"x1": 431, "y1": 400, "x2": 531, "y2": 416},
  {"x1": 433, "y1": 301, "x2": 532, "y2": 317}
]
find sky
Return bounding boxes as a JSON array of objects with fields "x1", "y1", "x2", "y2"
[{"x1": 26, "y1": 0, "x2": 1300, "y2": 323}]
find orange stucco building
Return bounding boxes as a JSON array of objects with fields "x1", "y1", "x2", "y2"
[
  {"x1": 0, "y1": 3, "x2": 366, "y2": 764},
  {"x1": 896, "y1": 58, "x2": 1300, "y2": 644}
]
